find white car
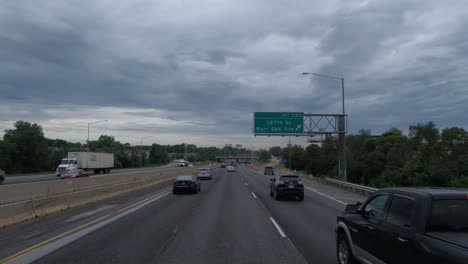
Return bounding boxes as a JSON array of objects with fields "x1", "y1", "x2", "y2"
[
  {"x1": 226, "y1": 165, "x2": 235, "y2": 172},
  {"x1": 197, "y1": 168, "x2": 212, "y2": 180}
]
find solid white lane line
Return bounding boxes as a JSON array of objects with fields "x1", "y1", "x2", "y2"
[
  {"x1": 251, "y1": 192, "x2": 257, "y2": 199},
  {"x1": 269, "y1": 217, "x2": 286, "y2": 238},
  {"x1": 304, "y1": 186, "x2": 347, "y2": 205},
  {"x1": 244, "y1": 183, "x2": 248, "y2": 186}
]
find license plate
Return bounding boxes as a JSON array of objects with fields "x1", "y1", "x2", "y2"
[
  {"x1": 288, "y1": 185, "x2": 294, "y2": 188},
  {"x1": 181, "y1": 183, "x2": 186, "y2": 185}
]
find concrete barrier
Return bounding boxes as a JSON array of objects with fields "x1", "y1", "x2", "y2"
[
  {"x1": 0, "y1": 200, "x2": 36, "y2": 227},
  {"x1": 0, "y1": 166, "x2": 213, "y2": 227}
]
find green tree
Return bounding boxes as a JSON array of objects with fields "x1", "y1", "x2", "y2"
[
  {"x1": 149, "y1": 144, "x2": 169, "y2": 164},
  {"x1": 258, "y1": 150, "x2": 271, "y2": 163},
  {"x1": 281, "y1": 145, "x2": 305, "y2": 170},
  {"x1": 269, "y1": 146, "x2": 282, "y2": 157},
  {"x1": 3, "y1": 121, "x2": 49, "y2": 173},
  {"x1": 303, "y1": 144, "x2": 322, "y2": 175},
  {"x1": 0, "y1": 139, "x2": 14, "y2": 172}
]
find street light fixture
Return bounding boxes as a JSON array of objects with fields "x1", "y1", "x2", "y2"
[
  {"x1": 302, "y1": 72, "x2": 347, "y2": 181},
  {"x1": 87, "y1": 120, "x2": 108, "y2": 151}
]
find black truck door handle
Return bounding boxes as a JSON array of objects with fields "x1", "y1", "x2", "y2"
[{"x1": 398, "y1": 237, "x2": 408, "y2": 243}]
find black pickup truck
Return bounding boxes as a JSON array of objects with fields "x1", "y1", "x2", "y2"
[
  {"x1": 0, "y1": 168, "x2": 5, "y2": 184},
  {"x1": 336, "y1": 188, "x2": 468, "y2": 264}
]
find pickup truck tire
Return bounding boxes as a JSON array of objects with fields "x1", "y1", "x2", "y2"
[
  {"x1": 337, "y1": 233, "x2": 356, "y2": 264},
  {"x1": 298, "y1": 194, "x2": 304, "y2": 201},
  {"x1": 274, "y1": 189, "x2": 281, "y2": 200}
]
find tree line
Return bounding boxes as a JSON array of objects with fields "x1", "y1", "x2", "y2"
[
  {"x1": 0, "y1": 121, "x2": 251, "y2": 174},
  {"x1": 269, "y1": 122, "x2": 468, "y2": 188}
]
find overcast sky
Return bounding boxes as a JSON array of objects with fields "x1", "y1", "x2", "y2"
[{"x1": 1, "y1": 0, "x2": 467, "y2": 148}]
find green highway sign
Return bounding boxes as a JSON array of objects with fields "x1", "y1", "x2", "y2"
[{"x1": 254, "y1": 112, "x2": 304, "y2": 134}]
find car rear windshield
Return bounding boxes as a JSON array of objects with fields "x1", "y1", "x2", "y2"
[
  {"x1": 265, "y1": 166, "x2": 273, "y2": 169},
  {"x1": 176, "y1": 175, "x2": 193, "y2": 181},
  {"x1": 280, "y1": 176, "x2": 300, "y2": 181},
  {"x1": 199, "y1": 168, "x2": 210, "y2": 171},
  {"x1": 427, "y1": 199, "x2": 468, "y2": 232}
]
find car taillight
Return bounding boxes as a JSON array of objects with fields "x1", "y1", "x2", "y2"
[{"x1": 465, "y1": 193, "x2": 468, "y2": 199}]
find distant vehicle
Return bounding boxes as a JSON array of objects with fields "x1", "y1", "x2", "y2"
[
  {"x1": 60, "y1": 169, "x2": 90, "y2": 179},
  {"x1": 270, "y1": 175, "x2": 304, "y2": 201},
  {"x1": 173, "y1": 175, "x2": 201, "y2": 194},
  {"x1": 197, "y1": 168, "x2": 212, "y2": 180},
  {"x1": 264, "y1": 166, "x2": 275, "y2": 175},
  {"x1": 336, "y1": 188, "x2": 468, "y2": 264},
  {"x1": 0, "y1": 168, "x2": 5, "y2": 184},
  {"x1": 56, "y1": 152, "x2": 114, "y2": 176},
  {"x1": 178, "y1": 160, "x2": 189, "y2": 167},
  {"x1": 220, "y1": 163, "x2": 226, "y2": 168},
  {"x1": 226, "y1": 165, "x2": 235, "y2": 172}
]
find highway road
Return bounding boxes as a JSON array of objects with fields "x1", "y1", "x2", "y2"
[
  {"x1": 2, "y1": 162, "x2": 181, "y2": 185},
  {"x1": 0, "y1": 165, "x2": 366, "y2": 264}
]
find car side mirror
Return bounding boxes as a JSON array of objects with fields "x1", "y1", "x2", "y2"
[{"x1": 345, "y1": 204, "x2": 359, "y2": 214}]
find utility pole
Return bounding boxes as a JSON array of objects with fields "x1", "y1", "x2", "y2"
[
  {"x1": 288, "y1": 136, "x2": 292, "y2": 171},
  {"x1": 87, "y1": 120, "x2": 107, "y2": 152}
]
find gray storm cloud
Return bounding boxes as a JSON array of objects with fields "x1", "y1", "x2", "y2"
[{"x1": 0, "y1": 0, "x2": 467, "y2": 146}]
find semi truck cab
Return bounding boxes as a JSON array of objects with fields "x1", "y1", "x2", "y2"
[{"x1": 56, "y1": 158, "x2": 78, "y2": 176}]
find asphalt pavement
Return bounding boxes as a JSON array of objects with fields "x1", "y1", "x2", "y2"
[
  {"x1": 3, "y1": 162, "x2": 180, "y2": 185},
  {"x1": 0, "y1": 165, "x2": 367, "y2": 264}
]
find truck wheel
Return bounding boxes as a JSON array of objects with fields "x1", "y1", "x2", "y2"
[
  {"x1": 298, "y1": 194, "x2": 304, "y2": 201},
  {"x1": 337, "y1": 233, "x2": 356, "y2": 264},
  {"x1": 274, "y1": 189, "x2": 281, "y2": 200}
]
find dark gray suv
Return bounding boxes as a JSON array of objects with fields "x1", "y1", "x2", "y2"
[{"x1": 270, "y1": 175, "x2": 304, "y2": 201}]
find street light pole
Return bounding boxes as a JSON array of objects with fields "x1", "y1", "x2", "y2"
[
  {"x1": 302, "y1": 72, "x2": 347, "y2": 181},
  {"x1": 341, "y1": 77, "x2": 347, "y2": 180},
  {"x1": 87, "y1": 120, "x2": 107, "y2": 152}
]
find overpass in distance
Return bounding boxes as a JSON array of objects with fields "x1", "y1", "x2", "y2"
[
  {"x1": 0, "y1": 164, "x2": 365, "y2": 264},
  {"x1": 216, "y1": 154, "x2": 258, "y2": 163}
]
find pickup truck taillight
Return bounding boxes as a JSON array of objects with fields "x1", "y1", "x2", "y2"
[{"x1": 465, "y1": 193, "x2": 468, "y2": 199}]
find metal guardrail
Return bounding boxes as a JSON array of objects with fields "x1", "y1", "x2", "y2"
[{"x1": 325, "y1": 178, "x2": 378, "y2": 195}]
